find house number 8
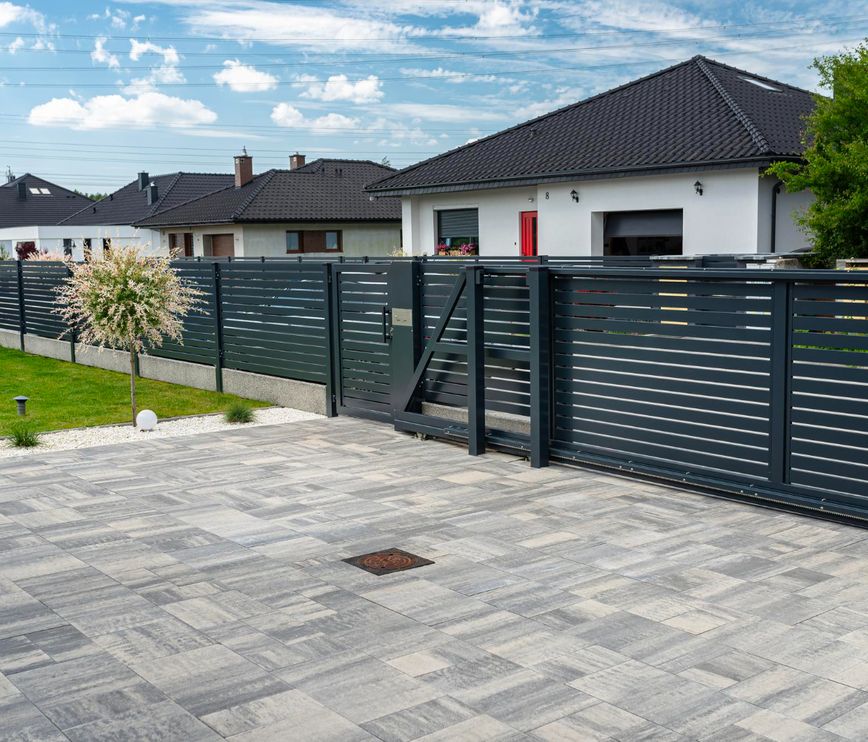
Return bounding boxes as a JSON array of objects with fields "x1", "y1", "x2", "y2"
[{"x1": 545, "y1": 192, "x2": 550, "y2": 199}]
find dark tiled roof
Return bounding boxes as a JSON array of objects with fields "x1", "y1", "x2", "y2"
[
  {"x1": 59, "y1": 172, "x2": 234, "y2": 226},
  {"x1": 0, "y1": 174, "x2": 93, "y2": 229},
  {"x1": 367, "y1": 56, "x2": 815, "y2": 195},
  {"x1": 133, "y1": 160, "x2": 400, "y2": 227}
]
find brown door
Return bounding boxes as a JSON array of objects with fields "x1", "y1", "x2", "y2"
[{"x1": 209, "y1": 234, "x2": 235, "y2": 257}]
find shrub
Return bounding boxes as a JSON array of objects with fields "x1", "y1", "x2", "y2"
[
  {"x1": 8, "y1": 421, "x2": 40, "y2": 448},
  {"x1": 225, "y1": 402, "x2": 255, "y2": 424}
]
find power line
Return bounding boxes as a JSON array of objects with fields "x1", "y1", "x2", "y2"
[
  {"x1": 4, "y1": 32, "x2": 861, "y2": 87},
  {"x1": 0, "y1": 12, "x2": 861, "y2": 43}
]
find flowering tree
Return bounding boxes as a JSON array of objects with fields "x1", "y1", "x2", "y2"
[{"x1": 57, "y1": 247, "x2": 200, "y2": 425}]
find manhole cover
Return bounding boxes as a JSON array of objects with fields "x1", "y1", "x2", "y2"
[{"x1": 344, "y1": 548, "x2": 433, "y2": 575}]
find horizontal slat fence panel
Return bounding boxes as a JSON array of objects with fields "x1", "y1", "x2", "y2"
[
  {"x1": 21, "y1": 262, "x2": 69, "y2": 339},
  {"x1": 148, "y1": 262, "x2": 218, "y2": 365},
  {"x1": 550, "y1": 274, "x2": 774, "y2": 481},
  {"x1": 789, "y1": 278, "x2": 868, "y2": 502},
  {"x1": 219, "y1": 262, "x2": 328, "y2": 382},
  {"x1": 0, "y1": 262, "x2": 20, "y2": 331}
]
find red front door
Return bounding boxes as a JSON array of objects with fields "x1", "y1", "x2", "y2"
[{"x1": 520, "y1": 211, "x2": 538, "y2": 256}]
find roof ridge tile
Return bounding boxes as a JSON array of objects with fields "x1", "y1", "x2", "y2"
[
  {"x1": 232, "y1": 170, "x2": 278, "y2": 220},
  {"x1": 694, "y1": 56, "x2": 771, "y2": 154}
]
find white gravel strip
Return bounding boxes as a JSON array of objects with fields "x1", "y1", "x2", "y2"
[{"x1": 0, "y1": 406, "x2": 321, "y2": 458}]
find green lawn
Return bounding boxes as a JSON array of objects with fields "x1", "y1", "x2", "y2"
[{"x1": 0, "y1": 346, "x2": 268, "y2": 433}]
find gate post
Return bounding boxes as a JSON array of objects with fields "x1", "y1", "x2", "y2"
[
  {"x1": 16, "y1": 260, "x2": 25, "y2": 352},
  {"x1": 388, "y1": 258, "x2": 421, "y2": 416},
  {"x1": 466, "y1": 265, "x2": 485, "y2": 455},
  {"x1": 528, "y1": 266, "x2": 551, "y2": 468},
  {"x1": 322, "y1": 262, "x2": 337, "y2": 417},
  {"x1": 769, "y1": 278, "x2": 793, "y2": 485}
]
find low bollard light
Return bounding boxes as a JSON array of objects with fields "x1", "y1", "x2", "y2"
[{"x1": 13, "y1": 396, "x2": 28, "y2": 416}]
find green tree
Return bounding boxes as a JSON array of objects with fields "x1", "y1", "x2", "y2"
[
  {"x1": 767, "y1": 42, "x2": 868, "y2": 267},
  {"x1": 56, "y1": 247, "x2": 201, "y2": 425}
]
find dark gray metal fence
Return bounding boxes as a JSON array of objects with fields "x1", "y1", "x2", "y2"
[{"x1": 2, "y1": 257, "x2": 867, "y2": 523}]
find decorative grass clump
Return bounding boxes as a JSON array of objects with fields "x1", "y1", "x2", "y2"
[
  {"x1": 8, "y1": 421, "x2": 40, "y2": 448},
  {"x1": 225, "y1": 402, "x2": 256, "y2": 424}
]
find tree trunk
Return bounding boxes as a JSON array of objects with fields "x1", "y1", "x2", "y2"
[{"x1": 129, "y1": 346, "x2": 137, "y2": 426}]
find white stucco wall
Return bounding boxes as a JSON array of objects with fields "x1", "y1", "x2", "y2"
[
  {"x1": 0, "y1": 225, "x2": 161, "y2": 260},
  {"x1": 400, "y1": 168, "x2": 813, "y2": 257},
  {"x1": 757, "y1": 175, "x2": 813, "y2": 253},
  {"x1": 157, "y1": 222, "x2": 401, "y2": 258}
]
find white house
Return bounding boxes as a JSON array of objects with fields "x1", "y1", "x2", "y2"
[
  {"x1": 367, "y1": 56, "x2": 815, "y2": 258},
  {"x1": 134, "y1": 153, "x2": 401, "y2": 259},
  {"x1": 0, "y1": 173, "x2": 94, "y2": 258},
  {"x1": 57, "y1": 170, "x2": 235, "y2": 260}
]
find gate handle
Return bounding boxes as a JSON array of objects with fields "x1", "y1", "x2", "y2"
[{"x1": 381, "y1": 306, "x2": 392, "y2": 342}]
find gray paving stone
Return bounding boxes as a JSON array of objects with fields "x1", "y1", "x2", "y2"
[{"x1": 0, "y1": 416, "x2": 866, "y2": 740}]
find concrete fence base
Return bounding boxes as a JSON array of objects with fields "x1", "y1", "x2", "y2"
[{"x1": 3, "y1": 330, "x2": 327, "y2": 416}]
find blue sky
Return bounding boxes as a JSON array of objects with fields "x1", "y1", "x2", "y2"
[{"x1": 0, "y1": 0, "x2": 864, "y2": 193}]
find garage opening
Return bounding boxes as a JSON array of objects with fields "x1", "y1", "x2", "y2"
[
  {"x1": 205, "y1": 233, "x2": 235, "y2": 257},
  {"x1": 604, "y1": 209, "x2": 683, "y2": 256}
]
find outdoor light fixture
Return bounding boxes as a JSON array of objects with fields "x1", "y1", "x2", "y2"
[
  {"x1": 528, "y1": 197, "x2": 535, "y2": 203},
  {"x1": 136, "y1": 409, "x2": 158, "y2": 431},
  {"x1": 694, "y1": 180, "x2": 704, "y2": 196},
  {"x1": 13, "y1": 396, "x2": 28, "y2": 416},
  {"x1": 570, "y1": 189, "x2": 579, "y2": 203}
]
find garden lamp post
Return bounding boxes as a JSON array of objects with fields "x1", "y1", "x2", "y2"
[{"x1": 13, "y1": 396, "x2": 28, "y2": 416}]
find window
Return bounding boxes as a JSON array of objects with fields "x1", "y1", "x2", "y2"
[
  {"x1": 286, "y1": 230, "x2": 343, "y2": 253},
  {"x1": 62, "y1": 238, "x2": 74, "y2": 258},
  {"x1": 437, "y1": 208, "x2": 478, "y2": 251},
  {"x1": 603, "y1": 209, "x2": 683, "y2": 257},
  {"x1": 102, "y1": 238, "x2": 112, "y2": 254},
  {"x1": 183, "y1": 232, "x2": 194, "y2": 257}
]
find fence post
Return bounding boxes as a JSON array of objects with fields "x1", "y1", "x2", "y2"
[
  {"x1": 15, "y1": 260, "x2": 25, "y2": 352},
  {"x1": 322, "y1": 262, "x2": 337, "y2": 417},
  {"x1": 528, "y1": 266, "x2": 551, "y2": 468},
  {"x1": 212, "y1": 261, "x2": 225, "y2": 392},
  {"x1": 465, "y1": 265, "x2": 485, "y2": 455},
  {"x1": 769, "y1": 278, "x2": 793, "y2": 485},
  {"x1": 388, "y1": 258, "x2": 421, "y2": 416}
]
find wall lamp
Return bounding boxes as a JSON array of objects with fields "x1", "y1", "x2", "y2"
[
  {"x1": 570, "y1": 189, "x2": 579, "y2": 203},
  {"x1": 694, "y1": 180, "x2": 704, "y2": 196}
]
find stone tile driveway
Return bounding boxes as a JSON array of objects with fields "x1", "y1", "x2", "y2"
[{"x1": 1, "y1": 416, "x2": 868, "y2": 740}]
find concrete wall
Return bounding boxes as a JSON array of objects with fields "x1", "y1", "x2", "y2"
[
  {"x1": 401, "y1": 168, "x2": 813, "y2": 257},
  {"x1": 5, "y1": 332, "x2": 327, "y2": 416}
]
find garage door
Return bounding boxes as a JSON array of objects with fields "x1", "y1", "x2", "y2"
[{"x1": 209, "y1": 234, "x2": 235, "y2": 257}]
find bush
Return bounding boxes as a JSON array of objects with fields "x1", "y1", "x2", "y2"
[
  {"x1": 224, "y1": 402, "x2": 255, "y2": 424},
  {"x1": 7, "y1": 421, "x2": 40, "y2": 448}
]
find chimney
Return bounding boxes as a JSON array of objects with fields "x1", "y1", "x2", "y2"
[
  {"x1": 146, "y1": 181, "x2": 159, "y2": 206},
  {"x1": 289, "y1": 152, "x2": 305, "y2": 170},
  {"x1": 234, "y1": 147, "x2": 253, "y2": 188},
  {"x1": 5, "y1": 166, "x2": 14, "y2": 184},
  {"x1": 17, "y1": 181, "x2": 26, "y2": 200},
  {"x1": 137, "y1": 171, "x2": 149, "y2": 191}
]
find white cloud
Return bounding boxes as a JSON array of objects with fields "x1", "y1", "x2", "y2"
[
  {"x1": 400, "y1": 67, "x2": 499, "y2": 84},
  {"x1": 270, "y1": 103, "x2": 358, "y2": 131},
  {"x1": 213, "y1": 59, "x2": 278, "y2": 92},
  {"x1": 184, "y1": 1, "x2": 421, "y2": 53},
  {"x1": 7, "y1": 35, "x2": 24, "y2": 53},
  {"x1": 91, "y1": 36, "x2": 120, "y2": 69},
  {"x1": 296, "y1": 74, "x2": 383, "y2": 104},
  {"x1": 125, "y1": 39, "x2": 184, "y2": 94},
  {"x1": 28, "y1": 91, "x2": 217, "y2": 130},
  {"x1": 0, "y1": 2, "x2": 44, "y2": 29},
  {"x1": 380, "y1": 102, "x2": 507, "y2": 124}
]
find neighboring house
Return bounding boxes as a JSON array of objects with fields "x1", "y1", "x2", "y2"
[
  {"x1": 367, "y1": 56, "x2": 816, "y2": 258},
  {"x1": 0, "y1": 173, "x2": 94, "y2": 258},
  {"x1": 58, "y1": 171, "x2": 235, "y2": 260},
  {"x1": 133, "y1": 153, "x2": 402, "y2": 258}
]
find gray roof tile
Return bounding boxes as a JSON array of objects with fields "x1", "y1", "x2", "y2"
[
  {"x1": 367, "y1": 56, "x2": 815, "y2": 195},
  {"x1": 0, "y1": 174, "x2": 93, "y2": 229},
  {"x1": 134, "y1": 159, "x2": 400, "y2": 227}
]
